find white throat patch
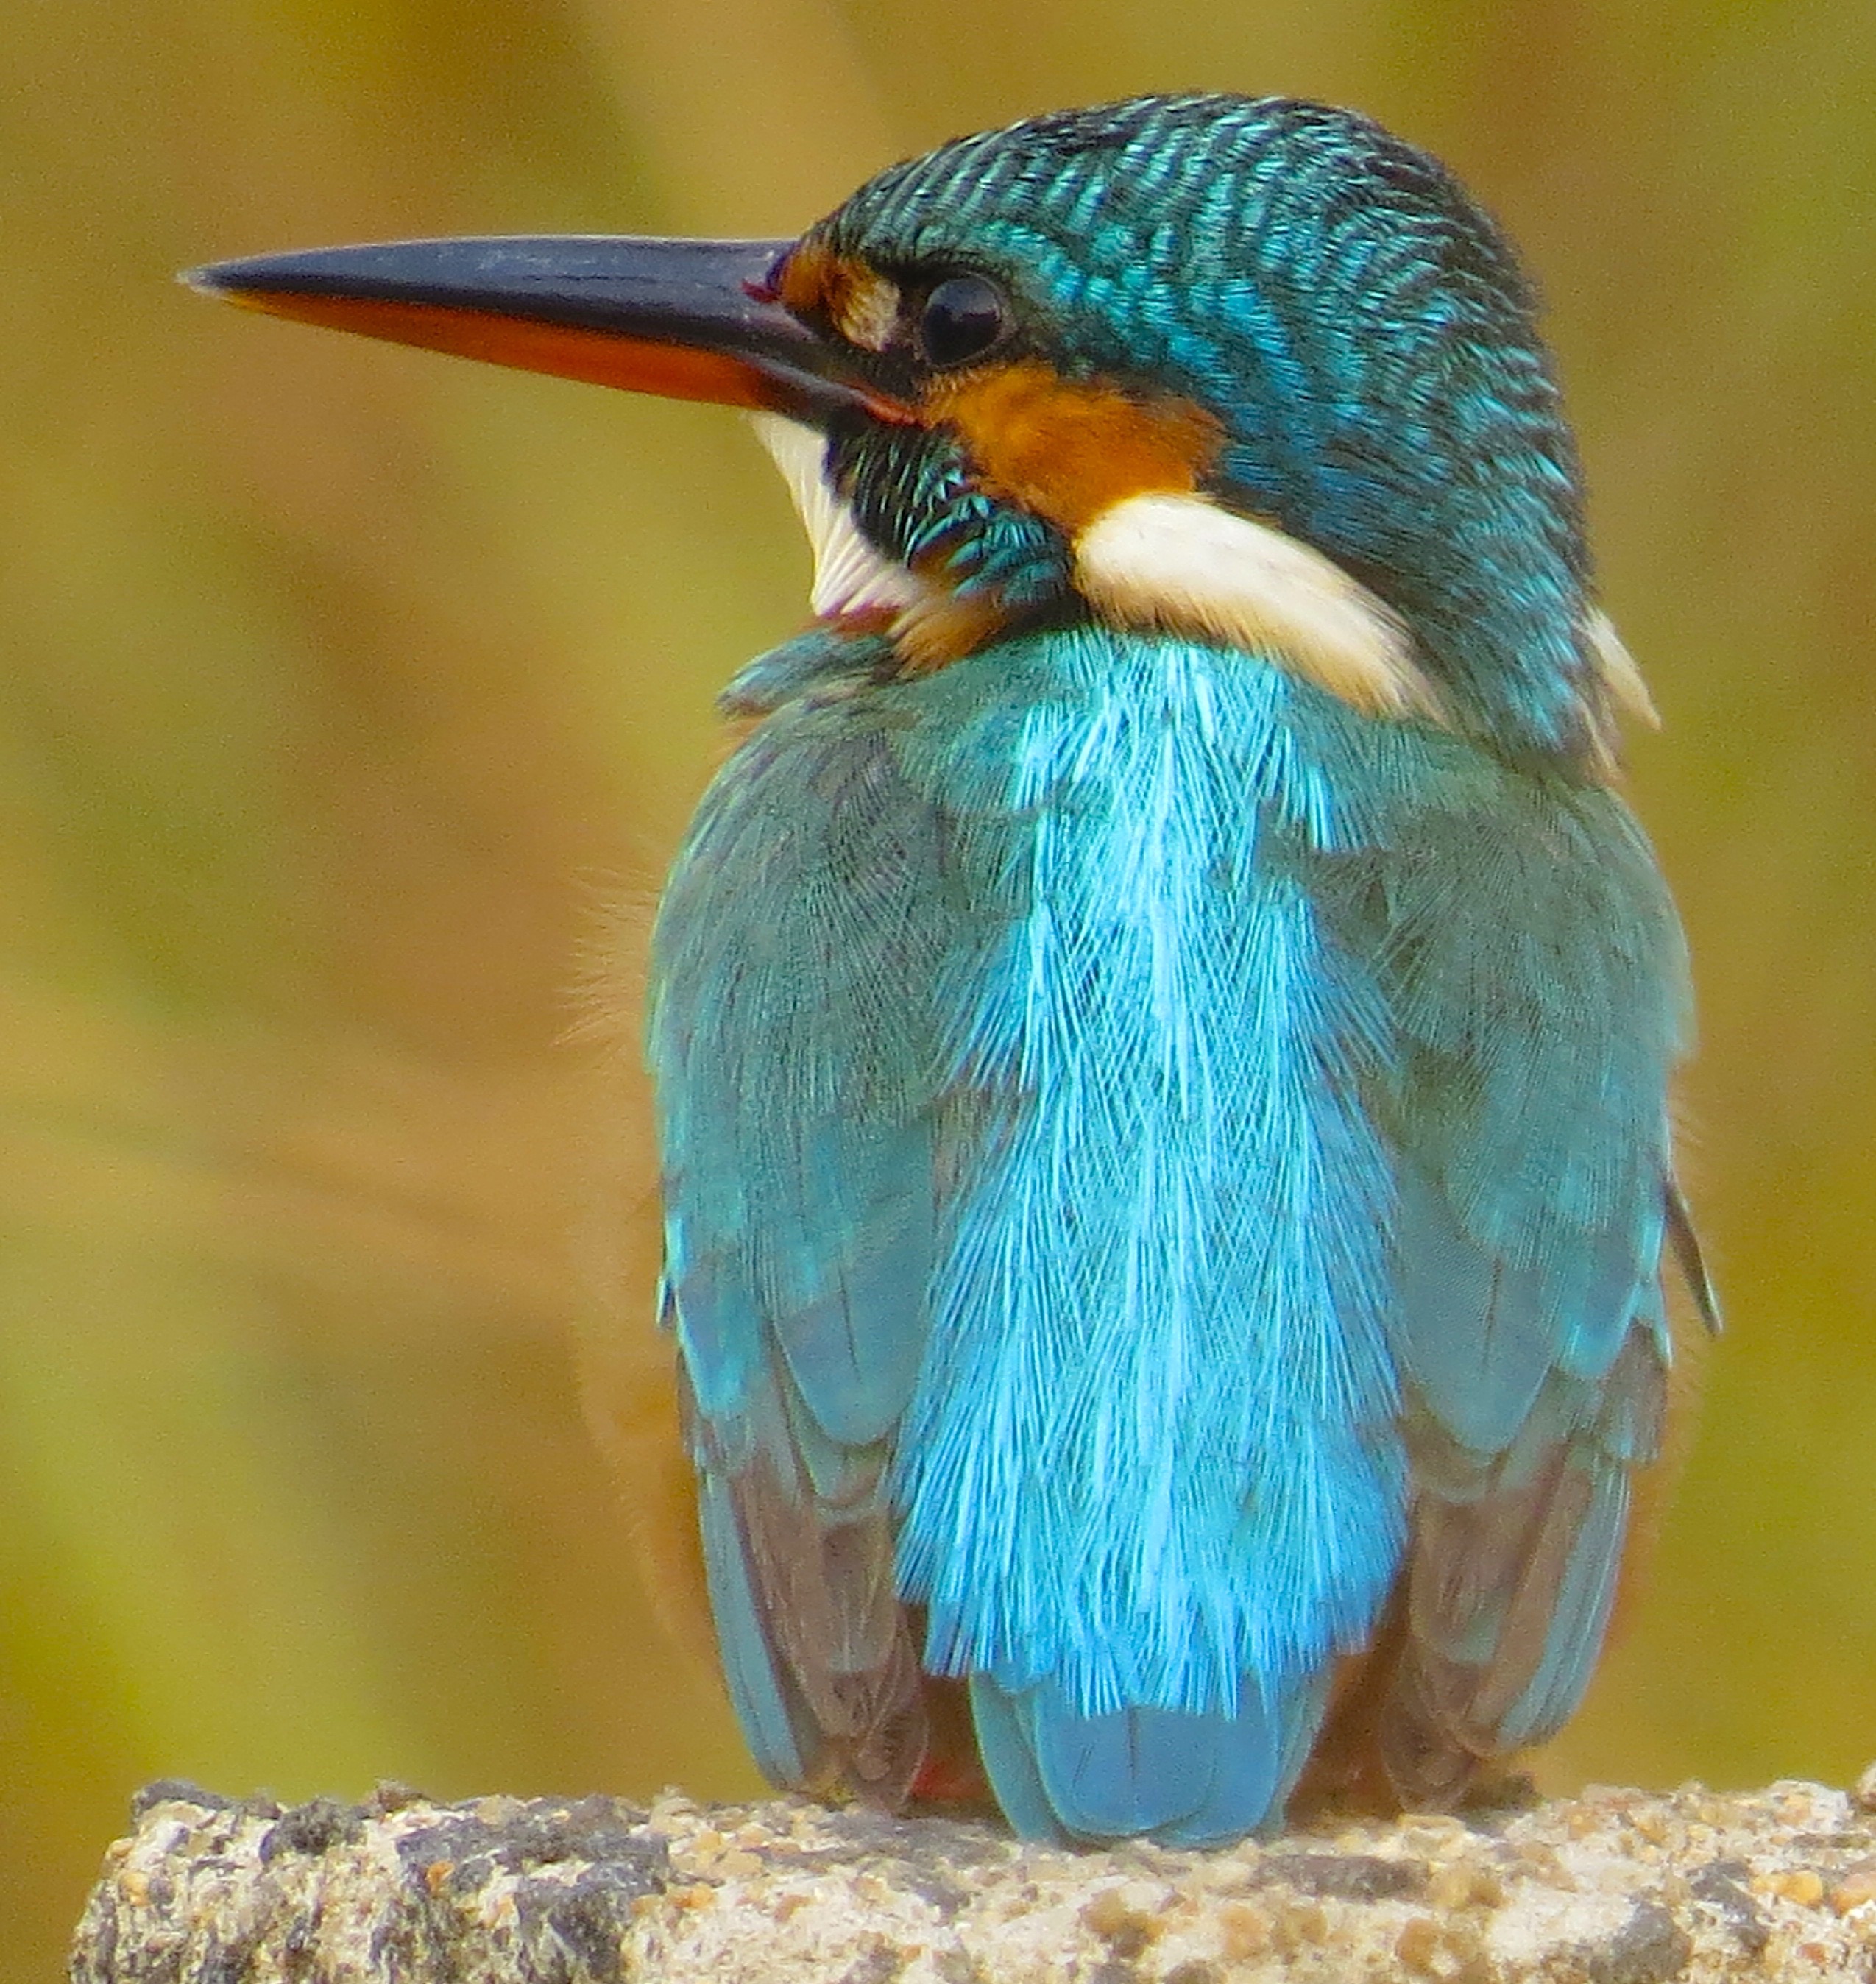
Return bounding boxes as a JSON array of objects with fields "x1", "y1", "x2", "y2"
[{"x1": 749, "y1": 413, "x2": 928, "y2": 621}]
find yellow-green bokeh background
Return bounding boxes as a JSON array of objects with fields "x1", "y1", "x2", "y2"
[{"x1": 4, "y1": 1, "x2": 1872, "y2": 1972}]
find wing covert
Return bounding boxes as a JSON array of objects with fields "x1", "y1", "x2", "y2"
[
  {"x1": 1342, "y1": 755, "x2": 1691, "y2": 1803},
  {"x1": 650, "y1": 678, "x2": 950, "y2": 1799}
]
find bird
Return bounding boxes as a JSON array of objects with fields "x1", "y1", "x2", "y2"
[{"x1": 189, "y1": 92, "x2": 1716, "y2": 1847}]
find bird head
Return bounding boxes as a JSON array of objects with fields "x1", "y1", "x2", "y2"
[{"x1": 190, "y1": 95, "x2": 1644, "y2": 761}]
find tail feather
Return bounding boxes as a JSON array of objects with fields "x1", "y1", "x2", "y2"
[
  {"x1": 966, "y1": 1679, "x2": 1063, "y2": 1843},
  {"x1": 969, "y1": 1670, "x2": 1328, "y2": 1846}
]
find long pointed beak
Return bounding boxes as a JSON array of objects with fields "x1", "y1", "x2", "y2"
[{"x1": 184, "y1": 235, "x2": 907, "y2": 425}]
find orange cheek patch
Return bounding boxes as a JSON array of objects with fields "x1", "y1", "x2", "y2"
[
  {"x1": 775, "y1": 240, "x2": 835, "y2": 316},
  {"x1": 925, "y1": 361, "x2": 1225, "y2": 534}
]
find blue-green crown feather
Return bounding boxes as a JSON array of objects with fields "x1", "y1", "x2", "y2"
[{"x1": 651, "y1": 94, "x2": 1701, "y2": 1843}]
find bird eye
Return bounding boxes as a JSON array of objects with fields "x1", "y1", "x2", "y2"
[{"x1": 916, "y1": 274, "x2": 1010, "y2": 369}]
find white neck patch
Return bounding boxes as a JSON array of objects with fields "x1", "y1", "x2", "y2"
[{"x1": 1074, "y1": 492, "x2": 1438, "y2": 720}]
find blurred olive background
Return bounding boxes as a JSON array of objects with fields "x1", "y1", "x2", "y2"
[{"x1": 3, "y1": 0, "x2": 1872, "y2": 1971}]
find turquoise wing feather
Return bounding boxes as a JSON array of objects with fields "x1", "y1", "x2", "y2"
[
  {"x1": 650, "y1": 659, "x2": 949, "y2": 1801},
  {"x1": 1295, "y1": 710, "x2": 1688, "y2": 1803}
]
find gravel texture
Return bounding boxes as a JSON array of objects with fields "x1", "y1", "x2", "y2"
[{"x1": 71, "y1": 1766, "x2": 1876, "y2": 1981}]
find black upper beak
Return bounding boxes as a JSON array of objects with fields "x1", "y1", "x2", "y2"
[{"x1": 184, "y1": 234, "x2": 903, "y2": 425}]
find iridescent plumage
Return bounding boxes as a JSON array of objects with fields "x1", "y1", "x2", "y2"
[
  {"x1": 654, "y1": 98, "x2": 1705, "y2": 1840},
  {"x1": 192, "y1": 92, "x2": 1713, "y2": 1846}
]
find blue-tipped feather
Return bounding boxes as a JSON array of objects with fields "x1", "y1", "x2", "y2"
[
  {"x1": 966, "y1": 1677, "x2": 1063, "y2": 1843},
  {"x1": 1495, "y1": 1456, "x2": 1628, "y2": 1746},
  {"x1": 1325, "y1": 721, "x2": 1685, "y2": 1796}
]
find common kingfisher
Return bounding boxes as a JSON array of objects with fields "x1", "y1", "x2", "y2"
[{"x1": 191, "y1": 94, "x2": 1716, "y2": 1846}]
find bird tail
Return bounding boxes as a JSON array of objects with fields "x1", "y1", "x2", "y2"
[{"x1": 965, "y1": 1669, "x2": 1330, "y2": 1847}]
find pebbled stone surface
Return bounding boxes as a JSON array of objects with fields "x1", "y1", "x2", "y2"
[{"x1": 71, "y1": 1773, "x2": 1876, "y2": 1981}]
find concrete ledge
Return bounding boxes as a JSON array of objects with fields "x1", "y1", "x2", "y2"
[{"x1": 72, "y1": 1771, "x2": 1876, "y2": 1981}]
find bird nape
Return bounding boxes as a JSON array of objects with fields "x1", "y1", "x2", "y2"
[{"x1": 189, "y1": 93, "x2": 1715, "y2": 1847}]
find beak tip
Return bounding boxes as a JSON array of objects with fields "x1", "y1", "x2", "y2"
[{"x1": 182, "y1": 258, "x2": 266, "y2": 300}]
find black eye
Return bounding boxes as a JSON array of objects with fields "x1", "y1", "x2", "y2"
[{"x1": 916, "y1": 274, "x2": 1010, "y2": 368}]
